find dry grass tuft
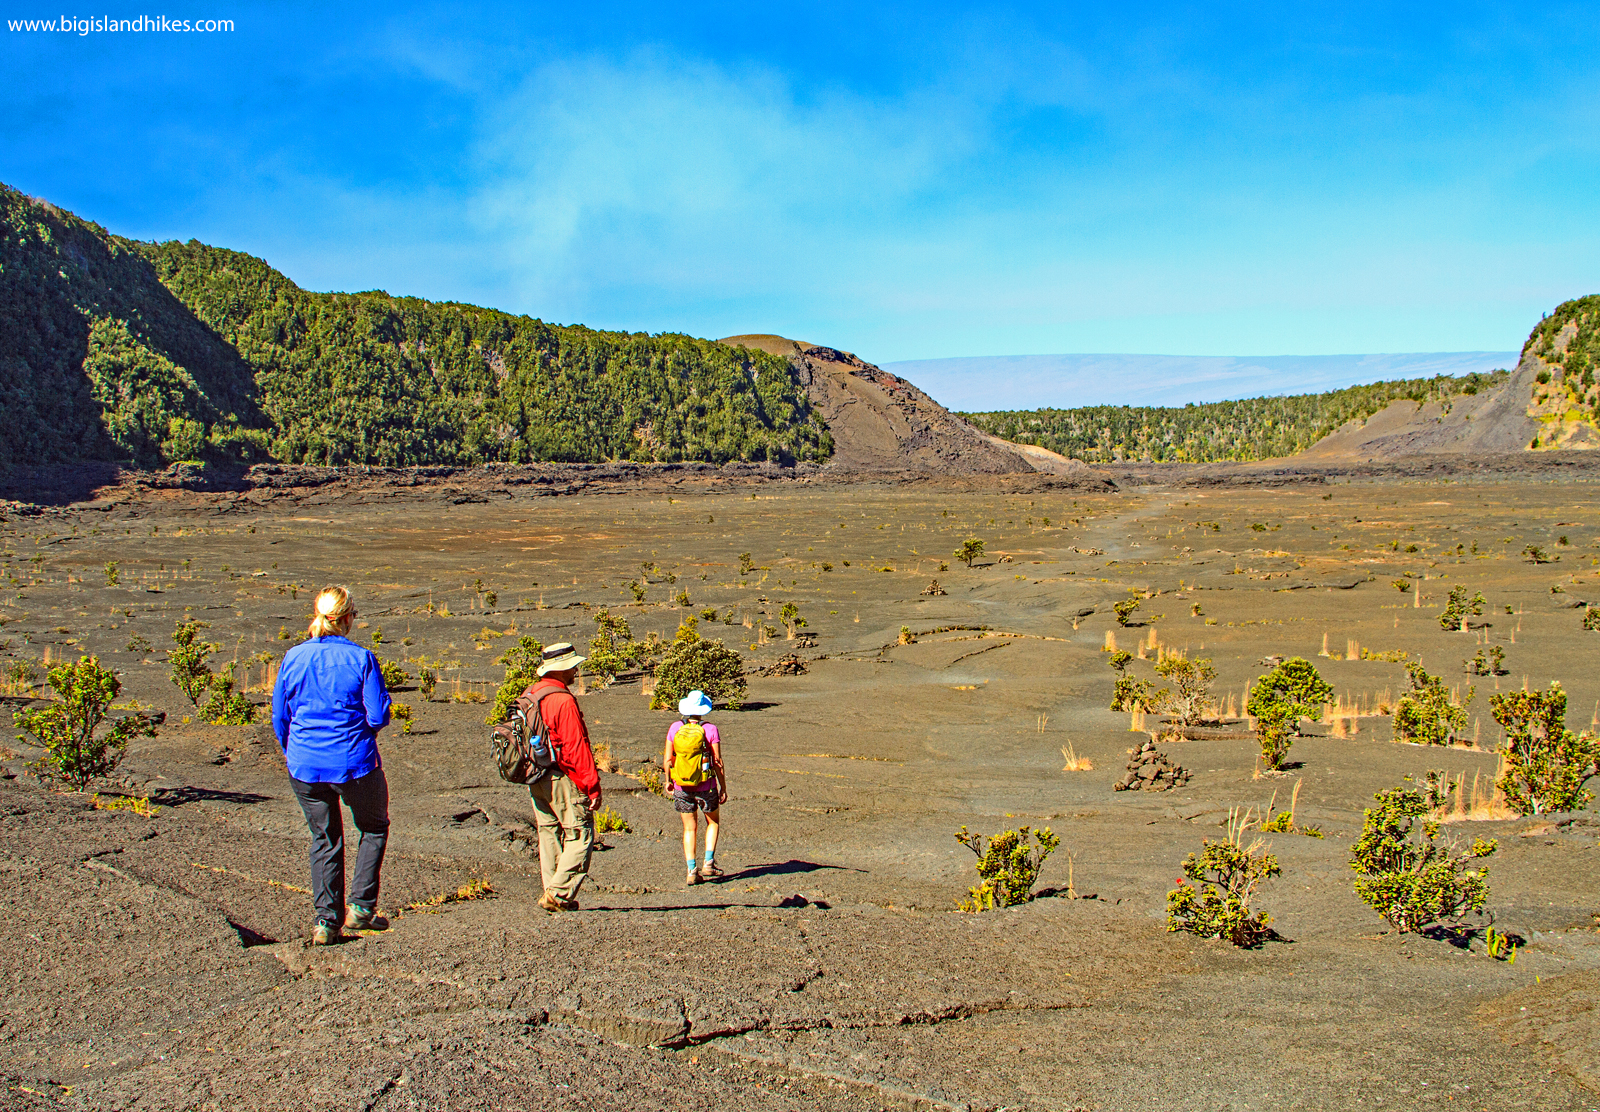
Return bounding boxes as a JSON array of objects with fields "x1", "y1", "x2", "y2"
[
  {"x1": 1431, "y1": 767, "x2": 1517, "y2": 823},
  {"x1": 1060, "y1": 743, "x2": 1094, "y2": 772}
]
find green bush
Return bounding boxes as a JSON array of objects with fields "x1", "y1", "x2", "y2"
[
  {"x1": 587, "y1": 609, "x2": 647, "y2": 685},
  {"x1": 486, "y1": 636, "x2": 544, "y2": 725},
  {"x1": 955, "y1": 538, "x2": 985, "y2": 568},
  {"x1": 1490, "y1": 682, "x2": 1599, "y2": 815},
  {"x1": 1111, "y1": 675, "x2": 1163, "y2": 713},
  {"x1": 1584, "y1": 608, "x2": 1600, "y2": 632},
  {"x1": 167, "y1": 619, "x2": 217, "y2": 706},
  {"x1": 1154, "y1": 655, "x2": 1215, "y2": 726},
  {"x1": 1247, "y1": 657, "x2": 1333, "y2": 770},
  {"x1": 1438, "y1": 585, "x2": 1487, "y2": 630},
  {"x1": 1166, "y1": 825, "x2": 1281, "y2": 947},
  {"x1": 954, "y1": 825, "x2": 1060, "y2": 911},
  {"x1": 1112, "y1": 597, "x2": 1140, "y2": 626},
  {"x1": 595, "y1": 806, "x2": 631, "y2": 834},
  {"x1": 1348, "y1": 786, "x2": 1496, "y2": 933},
  {"x1": 14, "y1": 656, "x2": 158, "y2": 789},
  {"x1": 201, "y1": 663, "x2": 255, "y2": 725},
  {"x1": 166, "y1": 619, "x2": 255, "y2": 724},
  {"x1": 1392, "y1": 661, "x2": 1471, "y2": 746},
  {"x1": 651, "y1": 631, "x2": 746, "y2": 711},
  {"x1": 378, "y1": 659, "x2": 410, "y2": 691}
]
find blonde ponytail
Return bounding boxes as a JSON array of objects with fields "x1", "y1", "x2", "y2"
[{"x1": 308, "y1": 585, "x2": 355, "y2": 639}]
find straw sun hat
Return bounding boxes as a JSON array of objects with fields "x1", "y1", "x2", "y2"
[{"x1": 535, "y1": 642, "x2": 586, "y2": 676}]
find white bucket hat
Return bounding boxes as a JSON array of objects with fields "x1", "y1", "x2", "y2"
[
  {"x1": 677, "y1": 690, "x2": 713, "y2": 717},
  {"x1": 536, "y1": 642, "x2": 587, "y2": 676}
]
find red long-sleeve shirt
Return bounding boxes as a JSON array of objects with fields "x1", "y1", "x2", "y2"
[{"x1": 526, "y1": 678, "x2": 601, "y2": 805}]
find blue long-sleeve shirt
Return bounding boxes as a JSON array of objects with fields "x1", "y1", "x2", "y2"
[{"x1": 272, "y1": 635, "x2": 391, "y2": 783}]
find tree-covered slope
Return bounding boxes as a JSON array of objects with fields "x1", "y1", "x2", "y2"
[
  {"x1": 962, "y1": 371, "x2": 1509, "y2": 463},
  {"x1": 0, "y1": 184, "x2": 831, "y2": 469}
]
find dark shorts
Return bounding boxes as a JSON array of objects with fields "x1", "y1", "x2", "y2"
[{"x1": 671, "y1": 783, "x2": 719, "y2": 814}]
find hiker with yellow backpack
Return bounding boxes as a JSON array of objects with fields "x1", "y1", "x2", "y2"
[{"x1": 662, "y1": 690, "x2": 727, "y2": 886}]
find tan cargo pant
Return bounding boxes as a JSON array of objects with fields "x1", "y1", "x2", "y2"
[{"x1": 529, "y1": 771, "x2": 594, "y2": 902}]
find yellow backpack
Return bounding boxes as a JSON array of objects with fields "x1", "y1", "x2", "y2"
[{"x1": 670, "y1": 720, "x2": 713, "y2": 786}]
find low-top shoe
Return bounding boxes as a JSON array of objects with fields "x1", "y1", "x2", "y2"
[{"x1": 344, "y1": 905, "x2": 387, "y2": 931}]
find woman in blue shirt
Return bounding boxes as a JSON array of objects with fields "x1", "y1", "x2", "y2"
[{"x1": 272, "y1": 586, "x2": 392, "y2": 945}]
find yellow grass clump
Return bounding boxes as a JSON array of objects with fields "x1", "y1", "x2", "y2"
[{"x1": 1060, "y1": 743, "x2": 1094, "y2": 772}]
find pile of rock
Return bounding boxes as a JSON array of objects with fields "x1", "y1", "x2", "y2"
[
  {"x1": 922, "y1": 579, "x2": 947, "y2": 596},
  {"x1": 761, "y1": 653, "x2": 808, "y2": 676},
  {"x1": 1113, "y1": 739, "x2": 1190, "y2": 792}
]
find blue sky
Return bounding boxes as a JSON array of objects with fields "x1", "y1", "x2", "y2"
[{"x1": 4, "y1": 1, "x2": 1598, "y2": 368}]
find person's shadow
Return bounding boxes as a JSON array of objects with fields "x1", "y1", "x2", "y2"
[{"x1": 716, "y1": 859, "x2": 853, "y2": 882}]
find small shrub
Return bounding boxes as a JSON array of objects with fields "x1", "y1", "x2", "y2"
[
  {"x1": 640, "y1": 766, "x2": 666, "y2": 795},
  {"x1": 418, "y1": 666, "x2": 438, "y2": 701},
  {"x1": 780, "y1": 602, "x2": 805, "y2": 638},
  {"x1": 1583, "y1": 608, "x2": 1600, "y2": 632},
  {"x1": 1464, "y1": 646, "x2": 1506, "y2": 676},
  {"x1": 391, "y1": 702, "x2": 413, "y2": 734},
  {"x1": 1166, "y1": 814, "x2": 1281, "y2": 947},
  {"x1": 167, "y1": 620, "x2": 254, "y2": 724},
  {"x1": 1154, "y1": 655, "x2": 1215, "y2": 726},
  {"x1": 200, "y1": 663, "x2": 255, "y2": 725},
  {"x1": 15, "y1": 656, "x2": 158, "y2": 790},
  {"x1": 651, "y1": 634, "x2": 746, "y2": 711},
  {"x1": 738, "y1": 552, "x2": 754, "y2": 576},
  {"x1": 588, "y1": 610, "x2": 646, "y2": 685},
  {"x1": 627, "y1": 579, "x2": 646, "y2": 602},
  {"x1": 103, "y1": 561, "x2": 119, "y2": 587},
  {"x1": 124, "y1": 634, "x2": 153, "y2": 656},
  {"x1": 379, "y1": 659, "x2": 410, "y2": 691},
  {"x1": 486, "y1": 636, "x2": 545, "y2": 724},
  {"x1": 1105, "y1": 650, "x2": 1133, "y2": 674},
  {"x1": 1348, "y1": 786, "x2": 1496, "y2": 933},
  {"x1": 595, "y1": 806, "x2": 631, "y2": 834},
  {"x1": 167, "y1": 619, "x2": 217, "y2": 706},
  {"x1": 897, "y1": 626, "x2": 915, "y2": 645},
  {"x1": 1111, "y1": 675, "x2": 1162, "y2": 712},
  {"x1": 90, "y1": 792, "x2": 158, "y2": 817},
  {"x1": 1392, "y1": 662, "x2": 1472, "y2": 746},
  {"x1": 1522, "y1": 545, "x2": 1553, "y2": 564},
  {"x1": 1391, "y1": 578, "x2": 1411, "y2": 593},
  {"x1": 370, "y1": 627, "x2": 384, "y2": 645},
  {"x1": 1438, "y1": 585, "x2": 1487, "y2": 631},
  {"x1": 673, "y1": 589, "x2": 692, "y2": 608},
  {"x1": 1491, "y1": 682, "x2": 1599, "y2": 815},
  {"x1": 1112, "y1": 597, "x2": 1141, "y2": 626},
  {"x1": 954, "y1": 825, "x2": 1060, "y2": 911},
  {"x1": 955, "y1": 537, "x2": 986, "y2": 568},
  {"x1": 1247, "y1": 658, "x2": 1333, "y2": 770}
]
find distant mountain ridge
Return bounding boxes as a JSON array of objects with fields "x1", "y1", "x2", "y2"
[
  {"x1": 884, "y1": 352, "x2": 1519, "y2": 412},
  {"x1": 0, "y1": 183, "x2": 830, "y2": 469}
]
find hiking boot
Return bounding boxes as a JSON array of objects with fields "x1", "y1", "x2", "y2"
[
  {"x1": 700, "y1": 862, "x2": 725, "y2": 880},
  {"x1": 537, "y1": 891, "x2": 567, "y2": 914},
  {"x1": 344, "y1": 905, "x2": 388, "y2": 931},
  {"x1": 685, "y1": 868, "x2": 701, "y2": 887},
  {"x1": 557, "y1": 895, "x2": 581, "y2": 911},
  {"x1": 311, "y1": 921, "x2": 343, "y2": 946}
]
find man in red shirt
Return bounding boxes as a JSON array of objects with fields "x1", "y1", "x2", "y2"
[{"x1": 525, "y1": 643, "x2": 602, "y2": 913}]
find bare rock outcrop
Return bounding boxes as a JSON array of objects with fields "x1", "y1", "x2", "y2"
[{"x1": 721, "y1": 335, "x2": 1040, "y2": 475}]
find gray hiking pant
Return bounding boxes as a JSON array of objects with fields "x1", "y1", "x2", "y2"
[
  {"x1": 290, "y1": 766, "x2": 390, "y2": 926},
  {"x1": 530, "y1": 771, "x2": 594, "y2": 901}
]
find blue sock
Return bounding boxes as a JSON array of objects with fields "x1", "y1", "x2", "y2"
[
  {"x1": 687, "y1": 857, "x2": 697, "y2": 871},
  {"x1": 703, "y1": 850, "x2": 715, "y2": 865}
]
